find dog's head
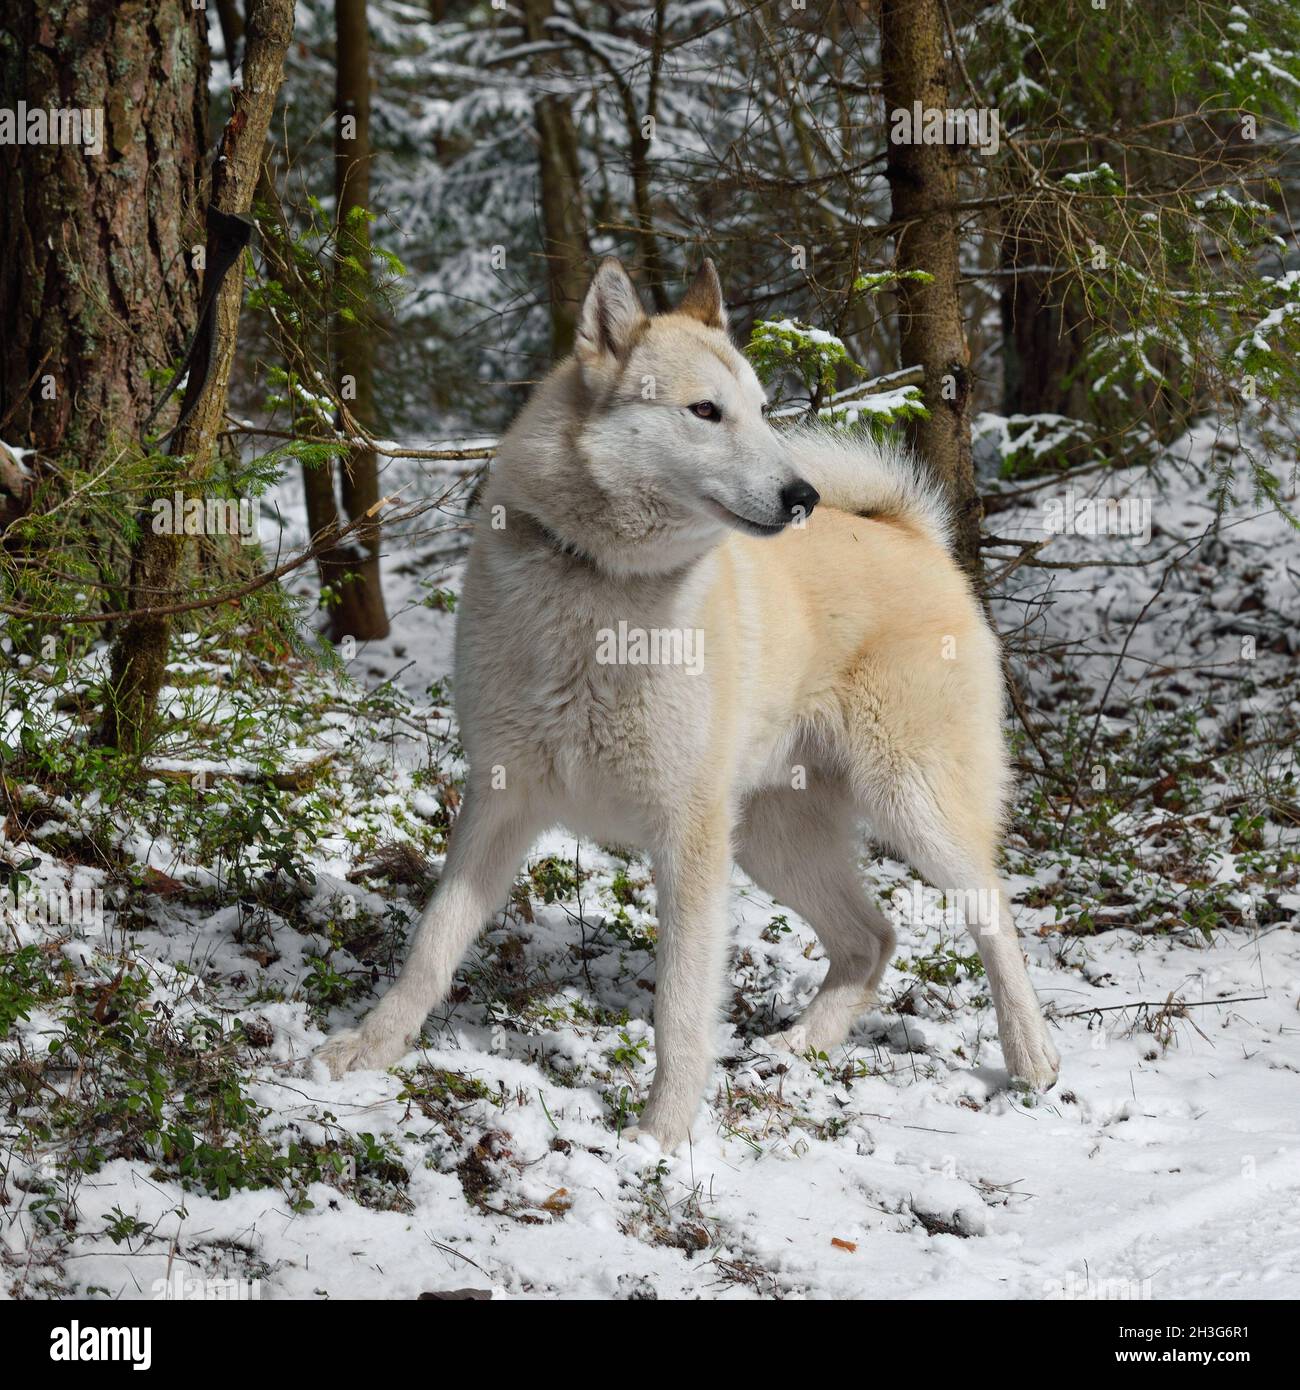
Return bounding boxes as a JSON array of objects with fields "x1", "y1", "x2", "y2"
[{"x1": 570, "y1": 258, "x2": 818, "y2": 553}]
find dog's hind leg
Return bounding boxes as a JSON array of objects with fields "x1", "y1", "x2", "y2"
[
  {"x1": 835, "y1": 612, "x2": 1060, "y2": 1089},
  {"x1": 318, "y1": 782, "x2": 543, "y2": 1077},
  {"x1": 847, "y1": 740, "x2": 1059, "y2": 1089},
  {"x1": 736, "y1": 782, "x2": 894, "y2": 1054},
  {"x1": 868, "y1": 795, "x2": 1058, "y2": 1089}
]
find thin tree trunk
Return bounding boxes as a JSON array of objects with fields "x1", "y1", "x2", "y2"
[
  {"x1": 879, "y1": 0, "x2": 981, "y2": 576},
  {"x1": 330, "y1": 0, "x2": 389, "y2": 641},
  {"x1": 0, "y1": 1, "x2": 207, "y2": 455},
  {"x1": 1000, "y1": 228, "x2": 1174, "y2": 446},
  {"x1": 631, "y1": 0, "x2": 669, "y2": 310},
  {"x1": 99, "y1": 0, "x2": 295, "y2": 754},
  {"x1": 563, "y1": 7, "x2": 667, "y2": 309},
  {"x1": 215, "y1": 0, "x2": 245, "y2": 77},
  {"x1": 1000, "y1": 240, "x2": 1090, "y2": 420},
  {"x1": 523, "y1": 0, "x2": 590, "y2": 357},
  {"x1": 251, "y1": 154, "x2": 358, "y2": 640}
]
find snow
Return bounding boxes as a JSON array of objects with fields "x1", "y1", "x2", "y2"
[
  {"x1": 12, "y1": 894, "x2": 1300, "y2": 1299},
  {"x1": 757, "y1": 319, "x2": 846, "y2": 350}
]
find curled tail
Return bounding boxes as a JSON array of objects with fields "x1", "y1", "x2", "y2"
[{"x1": 784, "y1": 426, "x2": 953, "y2": 551}]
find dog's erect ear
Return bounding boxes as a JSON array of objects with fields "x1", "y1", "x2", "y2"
[
  {"x1": 575, "y1": 258, "x2": 648, "y2": 364},
  {"x1": 676, "y1": 259, "x2": 727, "y2": 331}
]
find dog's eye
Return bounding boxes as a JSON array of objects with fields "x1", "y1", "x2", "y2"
[{"x1": 690, "y1": 401, "x2": 721, "y2": 421}]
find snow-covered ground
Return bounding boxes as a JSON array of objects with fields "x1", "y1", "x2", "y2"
[
  {"x1": 31, "y1": 888, "x2": 1300, "y2": 1301},
  {"x1": 3, "y1": 423, "x2": 1298, "y2": 1300}
]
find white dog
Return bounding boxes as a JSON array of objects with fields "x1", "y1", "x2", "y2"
[{"x1": 321, "y1": 258, "x2": 1060, "y2": 1149}]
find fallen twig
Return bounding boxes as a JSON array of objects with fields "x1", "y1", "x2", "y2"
[{"x1": 1056, "y1": 994, "x2": 1266, "y2": 1019}]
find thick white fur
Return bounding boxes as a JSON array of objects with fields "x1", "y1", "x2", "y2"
[
  {"x1": 319, "y1": 260, "x2": 1060, "y2": 1149},
  {"x1": 785, "y1": 425, "x2": 953, "y2": 550}
]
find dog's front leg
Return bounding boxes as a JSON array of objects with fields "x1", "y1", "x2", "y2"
[
  {"x1": 318, "y1": 783, "x2": 541, "y2": 1077},
  {"x1": 629, "y1": 801, "x2": 734, "y2": 1151}
]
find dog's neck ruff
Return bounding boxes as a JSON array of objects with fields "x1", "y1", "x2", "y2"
[
  {"x1": 512, "y1": 508, "x2": 601, "y2": 569},
  {"x1": 506, "y1": 506, "x2": 707, "y2": 587}
]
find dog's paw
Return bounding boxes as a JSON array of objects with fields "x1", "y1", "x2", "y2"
[
  {"x1": 1003, "y1": 1029, "x2": 1060, "y2": 1091},
  {"x1": 621, "y1": 1111, "x2": 686, "y2": 1153},
  {"x1": 317, "y1": 1020, "x2": 412, "y2": 1079},
  {"x1": 760, "y1": 1024, "x2": 810, "y2": 1056}
]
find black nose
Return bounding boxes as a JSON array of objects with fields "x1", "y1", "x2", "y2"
[{"x1": 781, "y1": 479, "x2": 820, "y2": 519}]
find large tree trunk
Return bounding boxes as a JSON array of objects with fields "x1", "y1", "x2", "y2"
[
  {"x1": 0, "y1": 1, "x2": 207, "y2": 456},
  {"x1": 328, "y1": 0, "x2": 389, "y2": 641},
  {"x1": 99, "y1": 0, "x2": 295, "y2": 755},
  {"x1": 879, "y1": 0, "x2": 981, "y2": 576},
  {"x1": 522, "y1": 0, "x2": 590, "y2": 358}
]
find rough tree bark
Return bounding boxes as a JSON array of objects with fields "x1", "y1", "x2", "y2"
[
  {"x1": 99, "y1": 0, "x2": 295, "y2": 754},
  {"x1": 879, "y1": 0, "x2": 982, "y2": 576},
  {"x1": 522, "y1": 0, "x2": 590, "y2": 358},
  {"x1": 0, "y1": 1, "x2": 207, "y2": 456},
  {"x1": 325, "y1": 0, "x2": 389, "y2": 641}
]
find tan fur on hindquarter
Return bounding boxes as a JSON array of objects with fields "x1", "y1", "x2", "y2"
[{"x1": 319, "y1": 259, "x2": 1059, "y2": 1149}]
